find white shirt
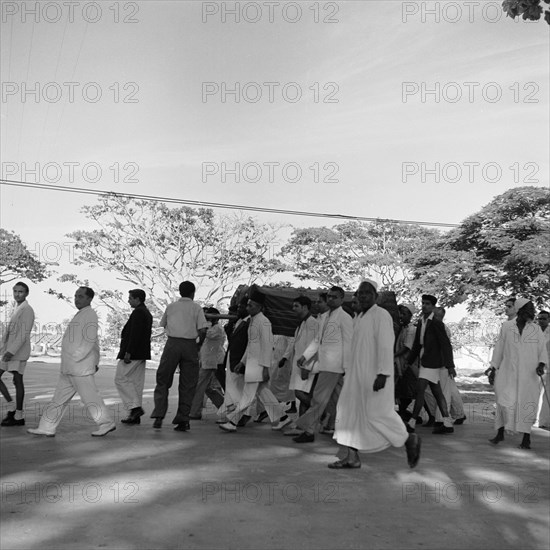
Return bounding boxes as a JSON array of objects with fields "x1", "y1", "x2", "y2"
[{"x1": 61, "y1": 306, "x2": 100, "y2": 376}]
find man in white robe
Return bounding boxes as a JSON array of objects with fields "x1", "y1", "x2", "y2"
[
  {"x1": 331, "y1": 280, "x2": 421, "y2": 469},
  {"x1": 489, "y1": 298, "x2": 548, "y2": 449}
]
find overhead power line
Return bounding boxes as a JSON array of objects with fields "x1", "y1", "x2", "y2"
[{"x1": 0, "y1": 178, "x2": 461, "y2": 228}]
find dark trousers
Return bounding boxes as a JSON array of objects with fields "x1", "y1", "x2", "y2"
[{"x1": 151, "y1": 337, "x2": 199, "y2": 424}]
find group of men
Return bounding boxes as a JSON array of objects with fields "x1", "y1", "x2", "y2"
[{"x1": 1, "y1": 278, "x2": 548, "y2": 467}]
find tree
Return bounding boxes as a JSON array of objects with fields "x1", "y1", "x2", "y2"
[
  {"x1": 409, "y1": 187, "x2": 550, "y2": 310},
  {"x1": 280, "y1": 220, "x2": 439, "y2": 299},
  {"x1": 0, "y1": 228, "x2": 48, "y2": 306},
  {"x1": 54, "y1": 194, "x2": 284, "y2": 313},
  {"x1": 502, "y1": 0, "x2": 550, "y2": 24}
]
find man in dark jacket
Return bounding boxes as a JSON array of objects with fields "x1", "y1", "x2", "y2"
[
  {"x1": 115, "y1": 289, "x2": 153, "y2": 424},
  {"x1": 406, "y1": 294, "x2": 456, "y2": 434}
]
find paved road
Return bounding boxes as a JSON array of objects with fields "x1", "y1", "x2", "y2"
[{"x1": 1, "y1": 362, "x2": 549, "y2": 550}]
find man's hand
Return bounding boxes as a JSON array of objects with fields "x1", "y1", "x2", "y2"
[
  {"x1": 447, "y1": 366, "x2": 457, "y2": 379},
  {"x1": 2, "y1": 352, "x2": 14, "y2": 362},
  {"x1": 262, "y1": 367, "x2": 270, "y2": 382},
  {"x1": 296, "y1": 355, "x2": 306, "y2": 367},
  {"x1": 234, "y1": 362, "x2": 245, "y2": 374},
  {"x1": 536, "y1": 363, "x2": 546, "y2": 377},
  {"x1": 373, "y1": 374, "x2": 387, "y2": 392},
  {"x1": 124, "y1": 352, "x2": 132, "y2": 364},
  {"x1": 300, "y1": 368, "x2": 310, "y2": 381},
  {"x1": 278, "y1": 358, "x2": 287, "y2": 368}
]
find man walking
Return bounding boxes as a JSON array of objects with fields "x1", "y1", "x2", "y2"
[
  {"x1": 28, "y1": 287, "x2": 115, "y2": 437},
  {"x1": 151, "y1": 281, "x2": 208, "y2": 432},
  {"x1": 115, "y1": 289, "x2": 153, "y2": 425},
  {"x1": 219, "y1": 291, "x2": 286, "y2": 432},
  {"x1": 0, "y1": 282, "x2": 35, "y2": 426},
  {"x1": 331, "y1": 280, "x2": 421, "y2": 469},
  {"x1": 286, "y1": 286, "x2": 352, "y2": 443}
]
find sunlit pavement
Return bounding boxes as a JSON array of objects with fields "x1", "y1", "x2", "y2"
[{"x1": 1, "y1": 362, "x2": 549, "y2": 550}]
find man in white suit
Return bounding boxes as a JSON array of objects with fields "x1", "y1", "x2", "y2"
[
  {"x1": 28, "y1": 287, "x2": 115, "y2": 437},
  {"x1": 289, "y1": 286, "x2": 353, "y2": 443},
  {"x1": 0, "y1": 282, "x2": 35, "y2": 426},
  {"x1": 219, "y1": 291, "x2": 286, "y2": 432}
]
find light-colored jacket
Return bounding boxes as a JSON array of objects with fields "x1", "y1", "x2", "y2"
[
  {"x1": 302, "y1": 307, "x2": 352, "y2": 373},
  {"x1": 0, "y1": 301, "x2": 35, "y2": 361},
  {"x1": 200, "y1": 323, "x2": 226, "y2": 369},
  {"x1": 240, "y1": 311, "x2": 273, "y2": 383},
  {"x1": 60, "y1": 306, "x2": 100, "y2": 376}
]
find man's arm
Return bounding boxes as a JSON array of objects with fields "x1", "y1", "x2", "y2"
[
  {"x1": 5, "y1": 307, "x2": 35, "y2": 358},
  {"x1": 68, "y1": 310, "x2": 99, "y2": 362}
]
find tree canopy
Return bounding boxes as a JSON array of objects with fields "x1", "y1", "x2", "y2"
[
  {"x1": 281, "y1": 220, "x2": 438, "y2": 299},
  {"x1": 58, "y1": 195, "x2": 283, "y2": 312},
  {"x1": 409, "y1": 187, "x2": 550, "y2": 309},
  {"x1": 0, "y1": 229, "x2": 48, "y2": 305},
  {"x1": 502, "y1": 0, "x2": 550, "y2": 24}
]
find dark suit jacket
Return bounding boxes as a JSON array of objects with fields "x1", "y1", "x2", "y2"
[
  {"x1": 408, "y1": 317, "x2": 454, "y2": 370},
  {"x1": 225, "y1": 317, "x2": 250, "y2": 372},
  {"x1": 117, "y1": 303, "x2": 153, "y2": 360}
]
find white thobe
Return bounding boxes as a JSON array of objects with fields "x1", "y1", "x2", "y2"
[
  {"x1": 491, "y1": 320, "x2": 548, "y2": 434},
  {"x1": 334, "y1": 305, "x2": 408, "y2": 452},
  {"x1": 288, "y1": 316, "x2": 319, "y2": 393}
]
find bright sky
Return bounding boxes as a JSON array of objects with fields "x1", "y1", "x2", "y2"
[{"x1": 1, "y1": 0, "x2": 549, "y2": 323}]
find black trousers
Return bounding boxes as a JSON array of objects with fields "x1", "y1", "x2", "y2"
[{"x1": 151, "y1": 337, "x2": 199, "y2": 423}]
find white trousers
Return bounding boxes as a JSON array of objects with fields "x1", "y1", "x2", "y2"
[
  {"x1": 227, "y1": 381, "x2": 284, "y2": 424},
  {"x1": 38, "y1": 373, "x2": 113, "y2": 433},
  {"x1": 115, "y1": 359, "x2": 146, "y2": 410}
]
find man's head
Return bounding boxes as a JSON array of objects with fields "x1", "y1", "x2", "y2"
[
  {"x1": 351, "y1": 293, "x2": 361, "y2": 315},
  {"x1": 357, "y1": 281, "x2": 378, "y2": 312},
  {"x1": 326, "y1": 286, "x2": 345, "y2": 311},
  {"x1": 128, "y1": 289, "x2": 146, "y2": 309},
  {"x1": 237, "y1": 297, "x2": 249, "y2": 319},
  {"x1": 434, "y1": 306, "x2": 446, "y2": 322},
  {"x1": 205, "y1": 307, "x2": 220, "y2": 325},
  {"x1": 179, "y1": 281, "x2": 196, "y2": 298},
  {"x1": 75, "y1": 286, "x2": 94, "y2": 310},
  {"x1": 292, "y1": 296, "x2": 312, "y2": 321},
  {"x1": 12, "y1": 282, "x2": 29, "y2": 305},
  {"x1": 504, "y1": 298, "x2": 516, "y2": 320},
  {"x1": 398, "y1": 304, "x2": 415, "y2": 326},
  {"x1": 538, "y1": 310, "x2": 549, "y2": 331},
  {"x1": 516, "y1": 299, "x2": 535, "y2": 322},
  {"x1": 247, "y1": 291, "x2": 266, "y2": 317},
  {"x1": 421, "y1": 294, "x2": 437, "y2": 316},
  {"x1": 312, "y1": 293, "x2": 329, "y2": 315}
]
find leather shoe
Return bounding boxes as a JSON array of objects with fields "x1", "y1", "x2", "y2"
[
  {"x1": 432, "y1": 425, "x2": 454, "y2": 434},
  {"x1": 1, "y1": 411, "x2": 16, "y2": 426},
  {"x1": 27, "y1": 427, "x2": 55, "y2": 437},
  {"x1": 405, "y1": 434, "x2": 421, "y2": 468},
  {"x1": 328, "y1": 459, "x2": 361, "y2": 469},
  {"x1": 453, "y1": 416, "x2": 466, "y2": 425},
  {"x1": 237, "y1": 415, "x2": 251, "y2": 427},
  {"x1": 293, "y1": 432, "x2": 314, "y2": 443},
  {"x1": 174, "y1": 422, "x2": 190, "y2": 432},
  {"x1": 153, "y1": 418, "x2": 163, "y2": 429},
  {"x1": 91, "y1": 423, "x2": 116, "y2": 437}
]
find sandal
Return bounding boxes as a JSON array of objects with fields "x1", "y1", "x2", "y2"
[{"x1": 328, "y1": 459, "x2": 361, "y2": 469}]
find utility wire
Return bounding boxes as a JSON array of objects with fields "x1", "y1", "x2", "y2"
[{"x1": 0, "y1": 178, "x2": 460, "y2": 228}]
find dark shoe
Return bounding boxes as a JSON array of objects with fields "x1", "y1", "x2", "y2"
[
  {"x1": 432, "y1": 425, "x2": 454, "y2": 434},
  {"x1": 121, "y1": 416, "x2": 141, "y2": 425},
  {"x1": 328, "y1": 459, "x2": 361, "y2": 469},
  {"x1": 489, "y1": 435, "x2": 504, "y2": 445},
  {"x1": 254, "y1": 411, "x2": 269, "y2": 423},
  {"x1": 405, "y1": 434, "x2": 422, "y2": 468},
  {"x1": 293, "y1": 432, "x2": 314, "y2": 443},
  {"x1": 453, "y1": 416, "x2": 466, "y2": 425},
  {"x1": 237, "y1": 415, "x2": 251, "y2": 427},
  {"x1": 416, "y1": 416, "x2": 423, "y2": 425},
  {"x1": 189, "y1": 415, "x2": 202, "y2": 420},
  {"x1": 153, "y1": 418, "x2": 163, "y2": 430},
  {"x1": 174, "y1": 421, "x2": 190, "y2": 432},
  {"x1": 13, "y1": 418, "x2": 25, "y2": 426},
  {"x1": 1, "y1": 411, "x2": 16, "y2": 426},
  {"x1": 433, "y1": 421, "x2": 443, "y2": 427},
  {"x1": 422, "y1": 417, "x2": 435, "y2": 428}
]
